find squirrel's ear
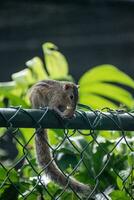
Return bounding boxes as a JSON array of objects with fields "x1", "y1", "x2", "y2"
[
  {"x1": 63, "y1": 84, "x2": 72, "y2": 90},
  {"x1": 76, "y1": 85, "x2": 80, "y2": 89},
  {"x1": 63, "y1": 84, "x2": 79, "y2": 90}
]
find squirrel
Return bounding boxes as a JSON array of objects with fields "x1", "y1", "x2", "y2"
[{"x1": 29, "y1": 80, "x2": 91, "y2": 195}]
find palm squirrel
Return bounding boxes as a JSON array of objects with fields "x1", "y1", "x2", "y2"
[{"x1": 29, "y1": 80, "x2": 91, "y2": 195}]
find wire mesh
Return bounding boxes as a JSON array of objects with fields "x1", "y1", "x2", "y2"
[{"x1": 0, "y1": 105, "x2": 133, "y2": 200}]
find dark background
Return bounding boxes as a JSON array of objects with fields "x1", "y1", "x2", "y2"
[{"x1": 1, "y1": 0, "x2": 134, "y2": 82}]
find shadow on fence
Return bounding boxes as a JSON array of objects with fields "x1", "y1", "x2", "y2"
[{"x1": 0, "y1": 105, "x2": 133, "y2": 200}]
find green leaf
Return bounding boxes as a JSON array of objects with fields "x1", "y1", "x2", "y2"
[
  {"x1": 0, "y1": 167, "x2": 19, "y2": 184},
  {"x1": 0, "y1": 81, "x2": 24, "y2": 100},
  {"x1": 119, "y1": 169, "x2": 131, "y2": 180},
  {"x1": 128, "y1": 152, "x2": 134, "y2": 166},
  {"x1": 100, "y1": 131, "x2": 120, "y2": 140},
  {"x1": 26, "y1": 57, "x2": 48, "y2": 80},
  {"x1": 18, "y1": 192, "x2": 37, "y2": 200},
  {"x1": 79, "y1": 64, "x2": 134, "y2": 88},
  {"x1": 0, "y1": 167, "x2": 7, "y2": 183},
  {"x1": 48, "y1": 129, "x2": 63, "y2": 145},
  {"x1": 0, "y1": 81, "x2": 29, "y2": 106},
  {"x1": 80, "y1": 82, "x2": 133, "y2": 108},
  {"x1": 1, "y1": 92, "x2": 28, "y2": 107},
  {"x1": 79, "y1": 65, "x2": 134, "y2": 109},
  {"x1": 12, "y1": 69, "x2": 34, "y2": 87},
  {"x1": 117, "y1": 169, "x2": 131, "y2": 190},
  {"x1": 0, "y1": 98, "x2": 4, "y2": 107},
  {"x1": 16, "y1": 181, "x2": 30, "y2": 194},
  {"x1": 8, "y1": 169, "x2": 19, "y2": 182},
  {"x1": 0, "y1": 81, "x2": 16, "y2": 91},
  {"x1": 43, "y1": 42, "x2": 68, "y2": 78},
  {"x1": 80, "y1": 93, "x2": 117, "y2": 109},
  {"x1": 110, "y1": 190, "x2": 131, "y2": 200},
  {"x1": 117, "y1": 176, "x2": 123, "y2": 190}
]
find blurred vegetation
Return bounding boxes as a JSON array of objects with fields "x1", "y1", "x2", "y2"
[{"x1": 0, "y1": 42, "x2": 134, "y2": 200}]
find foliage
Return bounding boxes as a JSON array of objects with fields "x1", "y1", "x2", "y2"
[
  {"x1": 0, "y1": 42, "x2": 72, "y2": 108},
  {"x1": 0, "y1": 42, "x2": 134, "y2": 200},
  {"x1": 79, "y1": 65, "x2": 134, "y2": 109}
]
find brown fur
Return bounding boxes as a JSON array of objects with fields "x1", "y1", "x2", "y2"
[{"x1": 29, "y1": 80, "x2": 91, "y2": 194}]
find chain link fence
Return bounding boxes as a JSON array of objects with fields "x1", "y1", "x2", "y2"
[{"x1": 0, "y1": 105, "x2": 133, "y2": 200}]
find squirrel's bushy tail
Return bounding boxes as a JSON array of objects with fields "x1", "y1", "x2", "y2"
[{"x1": 35, "y1": 129, "x2": 91, "y2": 194}]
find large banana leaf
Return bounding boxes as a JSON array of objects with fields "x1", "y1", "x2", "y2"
[
  {"x1": 79, "y1": 65, "x2": 134, "y2": 109},
  {"x1": 26, "y1": 57, "x2": 48, "y2": 80},
  {"x1": 80, "y1": 64, "x2": 134, "y2": 87},
  {"x1": 43, "y1": 42, "x2": 68, "y2": 79}
]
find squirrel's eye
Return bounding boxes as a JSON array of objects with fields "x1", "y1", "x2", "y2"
[{"x1": 70, "y1": 95, "x2": 74, "y2": 100}]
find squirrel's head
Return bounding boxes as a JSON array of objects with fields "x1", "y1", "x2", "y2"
[{"x1": 58, "y1": 82, "x2": 79, "y2": 118}]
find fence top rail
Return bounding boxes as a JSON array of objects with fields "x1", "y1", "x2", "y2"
[{"x1": 0, "y1": 107, "x2": 133, "y2": 131}]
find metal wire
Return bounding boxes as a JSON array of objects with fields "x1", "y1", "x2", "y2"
[{"x1": 0, "y1": 105, "x2": 133, "y2": 200}]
